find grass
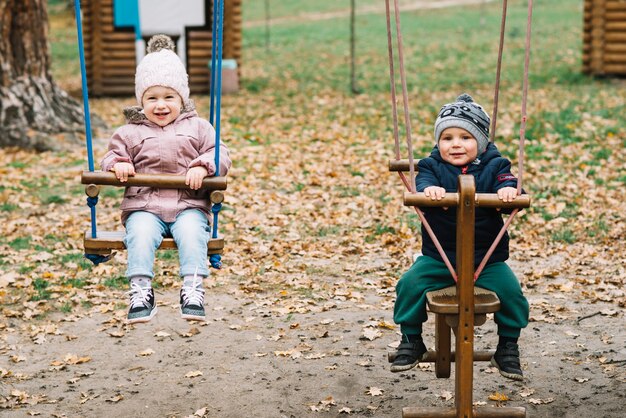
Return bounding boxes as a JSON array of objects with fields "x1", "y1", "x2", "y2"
[
  {"x1": 59, "y1": 252, "x2": 93, "y2": 270},
  {"x1": 31, "y1": 278, "x2": 52, "y2": 301},
  {"x1": 104, "y1": 275, "x2": 127, "y2": 289},
  {"x1": 9, "y1": 237, "x2": 31, "y2": 251}
]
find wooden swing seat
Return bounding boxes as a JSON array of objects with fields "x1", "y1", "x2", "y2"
[
  {"x1": 426, "y1": 286, "x2": 500, "y2": 378},
  {"x1": 84, "y1": 231, "x2": 224, "y2": 256},
  {"x1": 387, "y1": 286, "x2": 500, "y2": 366},
  {"x1": 81, "y1": 171, "x2": 227, "y2": 256}
]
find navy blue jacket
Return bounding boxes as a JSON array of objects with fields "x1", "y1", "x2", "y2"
[{"x1": 416, "y1": 143, "x2": 520, "y2": 267}]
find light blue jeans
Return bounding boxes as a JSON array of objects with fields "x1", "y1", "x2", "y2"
[{"x1": 124, "y1": 209, "x2": 210, "y2": 279}]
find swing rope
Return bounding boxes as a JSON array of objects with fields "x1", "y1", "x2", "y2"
[
  {"x1": 74, "y1": 0, "x2": 96, "y2": 224},
  {"x1": 386, "y1": 0, "x2": 533, "y2": 282},
  {"x1": 74, "y1": 0, "x2": 114, "y2": 265},
  {"x1": 489, "y1": 0, "x2": 508, "y2": 143},
  {"x1": 209, "y1": 0, "x2": 225, "y2": 269},
  {"x1": 474, "y1": 0, "x2": 533, "y2": 280},
  {"x1": 385, "y1": 0, "x2": 458, "y2": 280}
]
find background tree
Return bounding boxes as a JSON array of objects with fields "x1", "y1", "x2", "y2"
[
  {"x1": 0, "y1": 0, "x2": 87, "y2": 151},
  {"x1": 350, "y1": 0, "x2": 361, "y2": 94},
  {"x1": 265, "y1": 0, "x2": 270, "y2": 52}
]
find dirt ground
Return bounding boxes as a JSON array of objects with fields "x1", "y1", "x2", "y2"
[{"x1": 2, "y1": 254, "x2": 624, "y2": 418}]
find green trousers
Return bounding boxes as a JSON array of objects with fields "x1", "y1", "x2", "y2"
[{"x1": 393, "y1": 256, "x2": 529, "y2": 338}]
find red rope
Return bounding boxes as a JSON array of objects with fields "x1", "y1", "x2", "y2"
[
  {"x1": 385, "y1": 0, "x2": 457, "y2": 280},
  {"x1": 385, "y1": 0, "x2": 401, "y2": 160},
  {"x1": 490, "y1": 0, "x2": 508, "y2": 143},
  {"x1": 474, "y1": 0, "x2": 533, "y2": 280},
  {"x1": 392, "y1": 0, "x2": 416, "y2": 192}
]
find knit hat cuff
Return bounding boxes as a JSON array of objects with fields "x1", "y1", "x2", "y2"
[{"x1": 435, "y1": 118, "x2": 489, "y2": 154}]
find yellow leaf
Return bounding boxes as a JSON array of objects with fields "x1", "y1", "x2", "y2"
[{"x1": 488, "y1": 392, "x2": 509, "y2": 401}]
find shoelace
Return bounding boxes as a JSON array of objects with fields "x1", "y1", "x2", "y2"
[
  {"x1": 127, "y1": 282, "x2": 151, "y2": 309},
  {"x1": 181, "y1": 273, "x2": 205, "y2": 307}
]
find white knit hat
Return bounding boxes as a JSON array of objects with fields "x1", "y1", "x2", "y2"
[{"x1": 135, "y1": 35, "x2": 190, "y2": 106}]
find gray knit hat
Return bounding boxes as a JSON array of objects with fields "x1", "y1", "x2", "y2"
[
  {"x1": 434, "y1": 93, "x2": 491, "y2": 155},
  {"x1": 135, "y1": 35, "x2": 190, "y2": 106}
]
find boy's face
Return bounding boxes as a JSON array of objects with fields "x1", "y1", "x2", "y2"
[
  {"x1": 438, "y1": 127, "x2": 478, "y2": 166},
  {"x1": 142, "y1": 86, "x2": 183, "y2": 127}
]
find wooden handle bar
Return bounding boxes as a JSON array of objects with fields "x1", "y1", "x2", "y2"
[
  {"x1": 81, "y1": 170, "x2": 227, "y2": 190},
  {"x1": 388, "y1": 159, "x2": 420, "y2": 172},
  {"x1": 404, "y1": 192, "x2": 530, "y2": 209}
]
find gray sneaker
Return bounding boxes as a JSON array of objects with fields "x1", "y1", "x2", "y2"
[
  {"x1": 180, "y1": 275, "x2": 206, "y2": 321},
  {"x1": 126, "y1": 283, "x2": 157, "y2": 323}
]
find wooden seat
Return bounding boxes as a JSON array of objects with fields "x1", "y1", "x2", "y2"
[
  {"x1": 427, "y1": 286, "x2": 500, "y2": 378},
  {"x1": 81, "y1": 171, "x2": 227, "y2": 257},
  {"x1": 427, "y1": 286, "x2": 500, "y2": 315},
  {"x1": 84, "y1": 231, "x2": 224, "y2": 255}
]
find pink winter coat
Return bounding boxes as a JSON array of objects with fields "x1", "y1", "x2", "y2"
[{"x1": 101, "y1": 107, "x2": 232, "y2": 224}]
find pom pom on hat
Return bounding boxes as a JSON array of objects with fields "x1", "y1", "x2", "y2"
[
  {"x1": 146, "y1": 34, "x2": 176, "y2": 53},
  {"x1": 135, "y1": 35, "x2": 190, "y2": 106},
  {"x1": 434, "y1": 93, "x2": 491, "y2": 155}
]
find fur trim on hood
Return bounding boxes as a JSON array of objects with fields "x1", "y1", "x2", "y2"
[{"x1": 122, "y1": 100, "x2": 196, "y2": 124}]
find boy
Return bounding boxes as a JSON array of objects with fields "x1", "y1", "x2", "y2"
[{"x1": 391, "y1": 94, "x2": 529, "y2": 381}]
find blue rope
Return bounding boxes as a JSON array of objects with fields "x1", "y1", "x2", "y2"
[
  {"x1": 210, "y1": 0, "x2": 225, "y2": 265},
  {"x1": 214, "y1": 0, "x2": 224, "y2": 179},
  {"x1": 210, "y1": 202, "x2": 223, "y2": 269},
  {"x1": 209, "y1": 0, "x2": 219, "y2": 125},
  {"x1": 74, "y1": 0, "x2": 98, "y2": 240},
  {"x1": 84, "y1": 197, "x2": 112, "y2": 265}
]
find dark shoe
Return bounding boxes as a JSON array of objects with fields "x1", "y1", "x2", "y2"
[
  {"x1": 126, "y1": 283, "x2": 157, "y2": 323},
  {"x1": 491, "y1": 342, "x2": 524, "y2": 381},
  {"x1": 180, "y1": 278, "x2": 206, "y2": 321},
  {"x1": 390, "y1": 341, "x2": 427, "y2": 373}
]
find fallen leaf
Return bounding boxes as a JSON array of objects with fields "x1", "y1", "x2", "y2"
[
  {"x1": 361, "y1": 328, "x2": 382, "y2": 341},
  {"x1": 194, "y1": 407, "x2": 207, "y2": 417},
  {"x1": 184, "y1": 370, "x2": 203, "y2": 378},
  {"x1": 138, "y1": 348, "x2": 155, "y2": 357},
  {"x1": 440, "y1": 390, "x2": 453, "y2": 401},
  {"x1": 488, "y1": 392, "x2": 509, "y2": 402},
  {"x1": 528, "y1": 398, "x2": 555, "y2": 405},
  {"x1": 106, "y1": 394, "x2": 124, "y2": 403},
  {"x1": 519, "y1": 387, "x2": 535, "y2": 398},
  {"x1": 367, "y1": 387, "x2": 384, "y2": 396}
]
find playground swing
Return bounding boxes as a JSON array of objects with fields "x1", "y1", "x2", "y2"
[
  {"x1": 73, "y1": 0, "x2": 229, "y2": 268},
  {"x1": 384, "y1": 0, "x2": 533, "y2": 417}
]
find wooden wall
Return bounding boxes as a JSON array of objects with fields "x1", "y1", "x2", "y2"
[
  {"x1": 80, "y1": 0, "x2": 242, "y2": 97},
  {"x1": 583, "y1": 0, "x2": 626, "y2": 75}
]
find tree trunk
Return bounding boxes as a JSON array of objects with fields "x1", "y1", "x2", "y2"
[
  {"x1": 350, "y1": 0, "x2": 361, "y2": 94},
  {"x1": 0, "y1": 0, "x2": 87, "y2": 151},
  {"x1": 265, "y1": 0, "x2": 270, "y2": 52}
]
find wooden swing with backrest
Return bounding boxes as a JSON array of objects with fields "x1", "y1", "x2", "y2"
[
  {"x1": 384, "y1": 0, "x2": 534, "y2": 417},
  {"x1": 73, "y1": 0, "x2": 229, "y2": 268}
]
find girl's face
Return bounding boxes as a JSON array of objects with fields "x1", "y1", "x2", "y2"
[
  {"x1": 438, "y1": 127, "x2": 478, "y2": 166},
  {"x1": 142, "y1": 86, "x2": 183, "y2": 127}
]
